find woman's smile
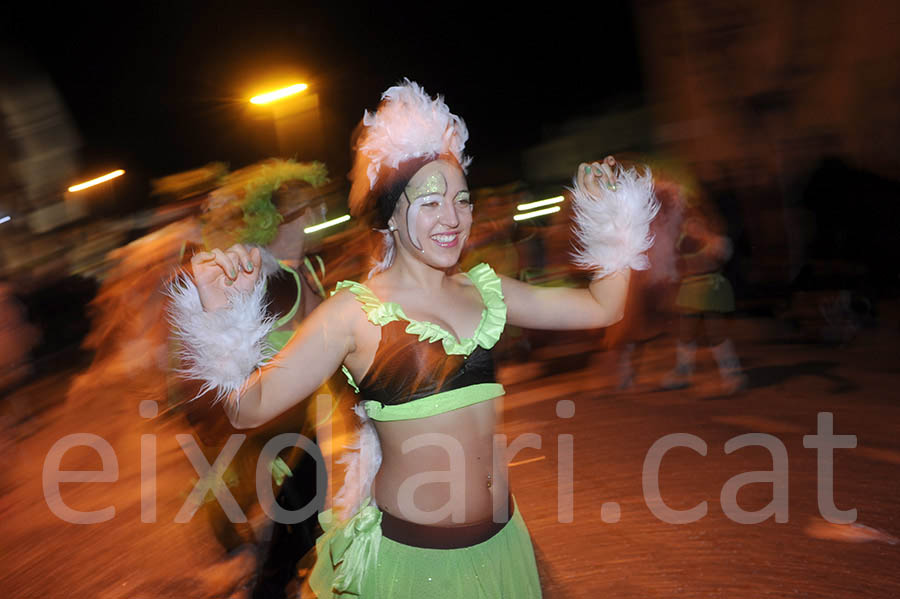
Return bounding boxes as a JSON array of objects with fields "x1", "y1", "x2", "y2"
[{"x1": 430, "y1": 231, "x2": 461, "y2": 247}]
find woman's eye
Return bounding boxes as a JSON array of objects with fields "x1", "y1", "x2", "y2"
[{"x1": 418, "y1": 194, "x2": 442, "y2": 208}]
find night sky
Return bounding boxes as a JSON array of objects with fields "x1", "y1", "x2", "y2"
[{"x1": 4, "y1": 1, "x2": 641, "y2": 192}]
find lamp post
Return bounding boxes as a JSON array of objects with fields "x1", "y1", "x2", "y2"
[
  {"x1": 64, "y1": 168, "x2": 125, "y2": 218},
  {"x1": 67, "y1": 169, "x2": 125, "y2": 192},
  {"x1": 249, "y1": 82, "x2": 325, "y2": 162}
]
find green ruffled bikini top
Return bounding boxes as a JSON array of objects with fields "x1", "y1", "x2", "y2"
[{"x1": 334, "y1": 263, "x2": 507, "y2": 422}]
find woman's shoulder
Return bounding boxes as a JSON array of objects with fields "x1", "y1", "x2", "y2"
[
  {"x1": 329, "y1": 282, "x2": 374, "y2": 310},
  {"x1": 460, "y1": 263, "x2": 506, "y2": 298},
  {"x1": 450, "y1": 262, "x2": 498, "y2": 285},
  {"x1": 327, "y1": 279, "x2": 397, "y2": 329},
  {"x1": 315, "y1": 283, "x2": 367, "y2": 321}
]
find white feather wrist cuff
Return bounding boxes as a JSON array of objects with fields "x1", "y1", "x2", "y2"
[
  {"x1": 570, "y1": 166, "x2": 660, "y2": 278},
  {"x1": 166, "y1": 274, "x2": 277, "y2": 404}
]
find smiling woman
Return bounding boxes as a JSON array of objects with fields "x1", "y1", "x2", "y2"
[{"x1": 168, "y1": 79, "x2": 659, "y2": 598}]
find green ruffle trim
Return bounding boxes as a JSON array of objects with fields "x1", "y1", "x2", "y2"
[{"x1": 333, "y1": 262, "x2": 507, "y2": 358}]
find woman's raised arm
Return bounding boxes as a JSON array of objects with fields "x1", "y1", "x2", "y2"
[
  {"x1": 502, "y1": 157, "x2": 658, "y2": 331},
  {"x1": 167, "y1": 243, "x2": 361, "y2": 429},
  {"x1": 221, "y1": 290, "x2": 359, "y2": 429},
  {"x1": 501, "y1": 270, "x2": 630, "y2": 330}
]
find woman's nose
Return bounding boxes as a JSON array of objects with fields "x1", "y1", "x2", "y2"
[{"x1": 438, "y1": 200, "x2": 460, "y2": 227}]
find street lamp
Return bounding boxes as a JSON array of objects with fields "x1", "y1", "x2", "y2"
[
  {"x1": 250, "y1": 83, "x2": 309, "y2": 105},
  {"x1": 68, "y1": 169, "x2": 125, "y2": 192},
  {"x1": 249, "y1": 81, "x2": 324, "y2": 163}
]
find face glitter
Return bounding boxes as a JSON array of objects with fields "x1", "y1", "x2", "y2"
[
  {"x1": 405, "y1": 195, "x2": 431, "y2": 251},
  {"x1": 405, "y1": 171, "x2": 448, "y2": 250},
  {"x1": 400, "y1": 161, "x2": 470, "y2": 252},
  {"x1": 406, "y1": 171, "x2": 447, "y2": 200}
]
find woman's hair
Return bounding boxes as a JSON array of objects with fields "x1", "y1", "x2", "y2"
[{"x1": 351, "y1": 153, "x2": 460, "y2": 229}]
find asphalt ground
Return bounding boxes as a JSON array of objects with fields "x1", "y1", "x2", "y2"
[{"x1": 1, "y1": 309, "x2": 898, "y2": 598}]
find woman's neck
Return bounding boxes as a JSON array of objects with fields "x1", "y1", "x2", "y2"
[{"x1": 387, "y1": 247, "x2": 448, "y2": 292}]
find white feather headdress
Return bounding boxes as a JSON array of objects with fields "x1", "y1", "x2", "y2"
[
  {"x1": 353, "y1": 79, "x2": 471, "y2": 193},
  {"x1": 348, "y1": 79, "x2": 472, "y2": 276}
]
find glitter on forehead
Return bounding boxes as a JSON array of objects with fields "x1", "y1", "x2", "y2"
[{"x1": 405, "y1": 171, "x2": 447, "y2": 200}]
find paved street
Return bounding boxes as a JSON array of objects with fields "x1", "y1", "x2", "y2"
[{"x1": 2, "y1": 309, "x2": 899, "y2": 598}]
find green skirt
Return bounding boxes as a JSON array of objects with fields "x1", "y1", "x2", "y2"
[
  {"x1": 309, "y1": 498, "x2": 542, "y2": 598},
  {"x1": 675, "y1": 272, "x2": 735, "y2": 313}
]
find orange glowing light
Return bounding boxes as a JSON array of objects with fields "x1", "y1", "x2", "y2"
[
  {"x1": 68, "y1": 169, "x2": 125, "y2": 192},
  {"x1": 250, "y1": 83, "x2": 309, "y2": 105}
]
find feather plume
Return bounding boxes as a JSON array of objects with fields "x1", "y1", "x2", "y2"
[
  {"x1": 359, "y1": 79, "x2": 471, "y2": 190},
  {"x1": 166, "y1": 272, "x2": 277, "y2": 407},
  {"x1": 570, "y1": 166, "x2": 660, "y2": 278},
  {"x1": 368, "y1": 229, "x2": 396, "y2": 279},
  {"x1": 334, "y1": 403, "x2": 383, "y2": 520}
]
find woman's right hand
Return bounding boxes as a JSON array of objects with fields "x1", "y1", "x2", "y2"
[
  {"x1": 576, "y1": 155, "x2": 619, "y2": 197},
  {"x1": 190, "y1": 244, "x2": 262, "y2": 312}
]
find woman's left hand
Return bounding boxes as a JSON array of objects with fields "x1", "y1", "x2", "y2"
[{"x1": 576, "y1": 155, "x2": 618, "y2": 196}]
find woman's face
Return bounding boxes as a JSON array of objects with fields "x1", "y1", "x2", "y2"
[{"x1": 389, "y1": 159, "x2": 473, "y2": 268}]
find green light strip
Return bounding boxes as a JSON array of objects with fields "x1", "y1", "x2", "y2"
[
  {"x1": 513, "y1": 206, "x2": 561, "y2": 221},
  {"x1": 305, "y1": 214, "x2": 351, "y2": 234},
  {"x1": 516, "y1": 196, "x2": 564, "y2": 211}
]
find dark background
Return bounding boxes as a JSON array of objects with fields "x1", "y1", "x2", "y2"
[{"x1": 3, "y1": 1, "x2": 642, "y2": 189}]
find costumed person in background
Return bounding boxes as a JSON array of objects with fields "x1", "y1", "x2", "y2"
[
  {"x1": 168, "y1": 80, "x2": 659, "y2": 598},
  {"x1": 598, "y1": 166, "x2": 685, "y2": 391},
  {"x1": 167, "y1": 159, "x2": 335, "y2": 599},
  {"x1": 659, "y1": 182, "x2": 747, "y2": 395}
]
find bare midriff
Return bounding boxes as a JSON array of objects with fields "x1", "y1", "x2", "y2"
[{"x1": 371, "y1": 397, "x2": 508, "y2": 526}]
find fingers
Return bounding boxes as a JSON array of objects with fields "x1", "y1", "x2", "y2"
[
  {"x1": 191, "y1": 244, "x2": 261, "y2": 290},
  {"x1": 211, "y1": 249, "x2": 239, "y2": 285},
  {"x1": 226, "y1": 244, "x2": 263, "y2": 293},
  {"x1": 190, "y1": 250, "x2": 229, "y2": 283},
  {"x1": 606, "y1": 156, "x2": 618, "y2": 189},
  {"x1": 578, "y1": 156, "x2": 619, "y2": 194},
  {"x1": 596, "y1": 156, "x2": 617, "y2": 190},
  {"x1": 599, "y1": 163, "x2": 616, "y2": 189},
  {"x1": 227, "y1": 244, "x2": 255, "y2": 274},
  {"x1": 191, "y1": 250, "x2": 216, "y2": 267},
  {"x1": 249, "y1": 247, "x2": 262, "y2": 272},
  {"x1": 590, "y1": 161, "x2": 613, "y2": 191},
  {"x1": 577, "y1": 162, "x2": 591, "y2": 190}
]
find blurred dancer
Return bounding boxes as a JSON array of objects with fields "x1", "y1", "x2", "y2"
[
  {"x1": 660, "y1": 184, "x2": 747, "y2": 395},
  {"x1": 601, "y1": 175, "x2": 684, "y2": 390},
  {"x1": 169, "y1": 80, "x2": 659, "y2": 598},
  {"x1": 168, "y1": 160, "x2": 333, "y2": 599}
]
